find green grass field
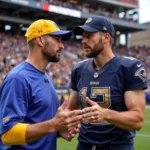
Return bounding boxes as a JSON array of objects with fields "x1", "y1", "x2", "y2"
[{"x1": 58, "y1": 107, "x2": 150, "y2": 150}]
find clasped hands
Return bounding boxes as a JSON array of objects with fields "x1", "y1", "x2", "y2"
[{"x1": 57, "y1": 97, "x2": 108, "y2": 141}]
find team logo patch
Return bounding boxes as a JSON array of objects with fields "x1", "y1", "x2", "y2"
[
  {"x1": 85, "y1": 17, "x2": 92, "y2": 24},
  {"x1": 3, "y1": 116, "x2": 10, "y2": 123},
  {"x1": 135, "y1": 67, "x2": 147, "y2": 82}
]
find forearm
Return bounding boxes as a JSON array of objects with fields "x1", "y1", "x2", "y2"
[
  {"x1": 2, "y1": 123, "x2": 28, "y2": 145},
  {"x1": 68, "y1": 102, "x2": 79, "y2": 110},
  {"x1": 2, "y1": 120, "x2": 57, "y2": 145},
  {"x1": 68, "y1": 90, "x2": 79, "y2": 110},
  {"x1": 26, "y1": 119, "x2": 56, "y2": 143},
  {"x1": 105, "y1": 109, "x2": 144, "y2": 130}
]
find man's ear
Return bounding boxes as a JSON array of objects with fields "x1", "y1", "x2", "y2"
[
  {"x1": 102, "y1": 33, "x2": 110, "y2": 44},
  {"x1": 36, "y1": 36, "x2": 45, "y2": 47}
]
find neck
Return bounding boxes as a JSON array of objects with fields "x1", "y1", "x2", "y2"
[
  {"x1": 26, "y1": 49, "x2": 49, "y2": 72},
  {"x1": 93, "y1": 48, "x2": 115, "y2": 70}
]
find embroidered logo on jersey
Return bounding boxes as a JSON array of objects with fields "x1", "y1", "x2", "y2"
[
  {"x1": 3, "y1": 116, "x2": 10, "y2": 123},
  {"x1": 93, "y1": 72, "x2": 99, "y2": 78},
  {"x1": 135, "y1": 67, "x2": 147, "y2": 82},
  {"x1": 89, "y1": 81, "x2": 100, "y2": 85}
]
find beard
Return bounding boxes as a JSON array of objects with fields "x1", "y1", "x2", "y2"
[
  {"x1": 42, "y1": 47, "x2": 60, "y2": 63},
  {"x1": 85, "y1": 48, "x2": 101, "y2": 58},
  {"x1": 84, "y1": 38, "x2": 104, "y2": 58},
  {"x1": 42, "y1": 42, "x2": 61, "y2": 63},
  {"x1": 42, "y1": 40, "x2": 61, "y2": 63},
  {"x1": 48, "y1": 54, "x2": 60, "y2": 63}
]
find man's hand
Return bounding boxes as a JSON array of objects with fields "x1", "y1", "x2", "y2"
[
  {"x1": 82, "y1": 97, "x2": 108, "y2": 123},
  {"x1": 59, "y1": 124, "x2": 81, "y2": 141},
  {"x1": 51, "y1": 99, "x2": 82, "y2": 132}
]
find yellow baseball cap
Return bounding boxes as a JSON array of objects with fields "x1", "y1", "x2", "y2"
[{"x1": 25, "y1": 19, "x2": 72, "y2": 42}]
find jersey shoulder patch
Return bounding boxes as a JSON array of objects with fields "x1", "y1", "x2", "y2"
[
  {"x1": 135, "y1": 67, "x2": 147, "y2": 82},
  {"x1": 119, "y1": 56, "x2": 147, "y2": 82}
]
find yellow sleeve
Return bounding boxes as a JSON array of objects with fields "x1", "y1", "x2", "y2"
[{"x1": 1, "y1": 123, "x2": 29, "y2": 146}]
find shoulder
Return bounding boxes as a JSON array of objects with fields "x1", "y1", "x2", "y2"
[
  {"x1": 3, "y1": 63, "x2": 29, "y2": 84},
  {"x1": 114, "y1": 56, "x2": 147, "y2": 80},
  {"x1": 118, "y1": 56, "x2": 144, "y2": 68},
  {"x1": 72, "y1": 59, "x2": 91, "y2": 71},
  {"x1": 118, "y1": 56, "x2": 147, "y2": 82}
]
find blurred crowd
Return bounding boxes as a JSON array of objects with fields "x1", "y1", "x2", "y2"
[
  {"x1": 0, "y1": 32, "x2": 150, "y2": 102},
  {"x1": 0, "y1": 32, "x2": 80, "y2": 87},
  {"x1": 34, "y1": 0, "x2": 138, "y2": 23}
]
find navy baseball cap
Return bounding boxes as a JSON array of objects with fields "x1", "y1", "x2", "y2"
[{"x1": 74, "y1": 16, "x2": 115, "y2": 38}]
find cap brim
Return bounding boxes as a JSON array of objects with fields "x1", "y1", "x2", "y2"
[
  {"x1": 74, "y1": 25, "x2": 99, "y2": 35},
  {"x1": 50, "y1": 30, "x2": 72, "y2": 41}
]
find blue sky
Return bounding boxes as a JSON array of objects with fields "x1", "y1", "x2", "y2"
[{"x1": 139, "y1": 0, "x2": 150, "y2": 23}]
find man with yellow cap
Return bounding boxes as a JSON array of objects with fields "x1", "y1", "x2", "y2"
[{"x1": 0, "y1": 19, "x2": 83, "y2": 150}]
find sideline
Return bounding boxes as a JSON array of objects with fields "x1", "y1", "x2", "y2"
[
  {"x1": 146, "y1": 105, "x2": 150, "y2": 108},
  {"x1": 137, "y1": 134, "x2": 150, "y2": 138}
]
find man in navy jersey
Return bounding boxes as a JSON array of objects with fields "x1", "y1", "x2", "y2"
[
  {"x1": 0, "y1": 19, "x2": 83, "y2": 150},
  {"x1": 68, "y1": 16, "x2": 147, "y2": 150}
]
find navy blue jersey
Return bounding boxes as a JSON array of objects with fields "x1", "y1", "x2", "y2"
[
  {"x1": 0, "y1": 62, "x2": 59, "y2": 150},
  {"x1": 70, "y1": 56, "x2": 147, "y2": 145}
]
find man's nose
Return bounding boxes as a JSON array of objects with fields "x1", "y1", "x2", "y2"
[
  {"x1": 82, "y1": 38, "x2": 87, "y2": 45},
  {"x1": 60, "y1": 42, "x2": 64, "y2": 49}
]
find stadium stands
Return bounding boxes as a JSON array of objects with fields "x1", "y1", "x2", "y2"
[
  {"x1": 0, "y1": 32, "x2": 150, "y2": 89},
  {"x1": 44, "y1": 0, "x2": 138, "y2": 22}
]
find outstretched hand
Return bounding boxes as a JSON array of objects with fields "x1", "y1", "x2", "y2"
[{"x1": 52, "y1": 99, "x2": 82, "y2": 132}]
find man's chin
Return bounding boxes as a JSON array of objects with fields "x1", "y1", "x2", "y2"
[
  {"x1": 53, "y1": 59, "x2": 60, "y2": 63},
  {"x1": 49, "y1": 57, "x2": 60, "y2": 63},
  {"x1": 85, "y1": 54, "x2": 93, "y2": 58}
]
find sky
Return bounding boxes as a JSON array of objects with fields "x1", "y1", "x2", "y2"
[{"x1": 139, "y1": 0, "x2": 150, "y2": 23}]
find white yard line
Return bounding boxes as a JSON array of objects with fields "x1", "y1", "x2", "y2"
[
  {"x1": 146, "y1": 105, "x2": 150, "y2": 108},
  {"x1": 137, "y1": 134, "x2": 150, "y2": 138},
  {"x1": 144, "y1": 121, "x2": 150, "y2": 124}
]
